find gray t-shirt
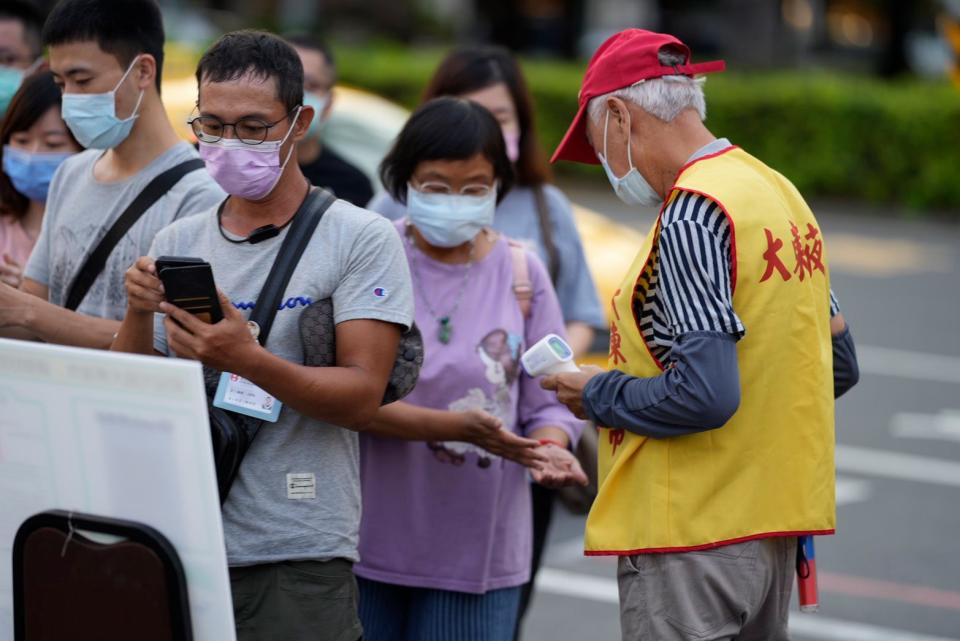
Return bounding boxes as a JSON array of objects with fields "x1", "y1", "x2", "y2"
[
  {"x1": 149, "y1": 197, "x2": 414, "y2": 566},
  {"x1": 24, "y1": 143, "x2": 225, "y2": 320},
  {"x1": 370, "y1": 184, "x2": 605, "y2": 329}
]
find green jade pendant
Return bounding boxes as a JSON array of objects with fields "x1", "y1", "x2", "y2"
[{"x1": 438, "y1": 316, "x2": 452, "y2": 344}]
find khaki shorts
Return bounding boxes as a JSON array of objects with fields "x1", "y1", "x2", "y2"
[
  {"x1": 230, "y1": 558, "x2": 362, "y2": 641},
  {"x1": 618, "y1": 537, "x2": 796, "y2": 641}
]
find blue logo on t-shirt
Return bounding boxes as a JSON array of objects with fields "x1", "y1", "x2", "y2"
[
  {"x1": 374, "y1": 287, "x2": 387, "y2": 298},
  {"x1": 233, "y1": 296, "x2": 313, "y2": 311}
]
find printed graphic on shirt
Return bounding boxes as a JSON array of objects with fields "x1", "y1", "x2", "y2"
[
  {"x1": 50, "y1": 223, "x2": 138, "y2": 312},
  {"x1": 232, "y1": 296, "x2": 312, "y2": 311},
  {"x1": 428, "y1": 328, "x2": 523, "y2": 468}
]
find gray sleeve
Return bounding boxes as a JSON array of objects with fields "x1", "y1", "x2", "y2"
[
  {"x1": 543, "y1": 187, "x2": 605, "y2": 328},
  {"x1": 827, "y1": 289, "x2": 858, "y2": 397},
  {"x1": 23, "y1": 202, "x2": 52, "y2": 286},
  {"x1": 332, "y1": 216, "x2": 414, "y2": 329},
  {"x1": 366, "y1": 192, "x2": 407, "y2": 221},
  {"x1": 169, "y1": 172, "x2": 225, "y2": 223},
  {"x1": 833, "y1": 324, "x2": 859, "y2": 398},
  {"x1": 582, "y1": 331, "x2": 740, "y2": 438}
]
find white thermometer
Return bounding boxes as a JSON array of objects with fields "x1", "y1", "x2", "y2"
[{"x1": 522, "y1": 334, "x2": 579, "y2": 377}]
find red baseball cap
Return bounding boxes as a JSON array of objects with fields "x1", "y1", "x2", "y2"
[{"x1": 551, "y1": 29, "x2": 726, "y2": 165}]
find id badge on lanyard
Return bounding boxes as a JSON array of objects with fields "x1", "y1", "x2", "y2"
[{"x1": 213, "y1": 372, "x2": 282, "y2": 422}]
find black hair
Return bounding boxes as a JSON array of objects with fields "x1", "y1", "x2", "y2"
[
  {"x1": 0, "y1": 70, "x2": 80, "y2": 217},
  {"x1": 284, "y1": 33, "x2": 336, "y2": 83},
  {"x1": 197, "y1": 30, "x2": 304, "y2": 113},
  {"x1": 41, "y1": 0, "x2": 165, "y2": 91},
  {"x1": 0, "y1": 1, "x2": 44, "y2": 58},
  {"x1": 380, "y1": 97, "x2": 514, "y2": 205},
  {"x1": 423, "y1": 46, "x2": 550, "y2": 187}
]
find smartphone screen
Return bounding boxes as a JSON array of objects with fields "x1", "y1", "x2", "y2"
[{"x1": 157, "y1": 262, "x2": 223, "y2": 324}]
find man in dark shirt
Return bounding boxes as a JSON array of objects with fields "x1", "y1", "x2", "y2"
[{"x1": 286, "y1": 34, "x2": 373, "y2": 208}]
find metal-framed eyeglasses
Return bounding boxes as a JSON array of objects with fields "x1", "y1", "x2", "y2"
[{"x1": 187, "y1": 108, "x2": 299, "y2": 145}]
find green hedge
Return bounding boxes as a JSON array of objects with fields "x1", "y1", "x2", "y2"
[{"x1": 335, "y1": 43, "x2": 960, "y2": 215}]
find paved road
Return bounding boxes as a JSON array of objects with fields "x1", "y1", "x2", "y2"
[{"x1": 520, "y1": 179, "x2": 960, "y2": 641}]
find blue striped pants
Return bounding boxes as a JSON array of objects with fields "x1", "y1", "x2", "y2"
[{"x1": 357, "y1": 576, "x2": 522, "y2": 641}]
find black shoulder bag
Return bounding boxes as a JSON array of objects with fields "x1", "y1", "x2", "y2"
[
  {"x1": 208, "y1": 187, "x2": 336, "y2": 504},
  {"x1": 64, "y1": 159, "x2": 205, "y2": 311}
]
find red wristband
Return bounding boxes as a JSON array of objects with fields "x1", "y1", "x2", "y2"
[{"x1": 538, "y1": 438, "x2": 566, "y2": 448}]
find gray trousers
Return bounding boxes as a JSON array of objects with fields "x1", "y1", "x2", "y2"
[{"x1": 618, "y1": 537, "x2": 796, "y2": 641}]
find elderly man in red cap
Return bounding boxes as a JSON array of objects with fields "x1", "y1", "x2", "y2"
[{"x1": 542, "y1": 29, "x2": 860, "y2": 640}]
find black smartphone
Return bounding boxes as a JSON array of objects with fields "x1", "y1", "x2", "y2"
[
  {"x1": 157, "y1": 261, "x2": 223, "y2": 324},
  {"x1": 154, "y1": 255, "x2": 204, "y2": 274}
]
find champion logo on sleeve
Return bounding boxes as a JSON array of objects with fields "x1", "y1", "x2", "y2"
[{"x1": 373, "y1": 287, "x2": 388, "y2": 298}]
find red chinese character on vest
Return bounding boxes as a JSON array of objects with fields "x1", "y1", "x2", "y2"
[
  {"x1": 790, "y1": 222, "x2": 826, "y2": 281},
  {"x1": 804, "y1": 223, "x2": 826, "y2": 274},
  {"x1": 760, "y1": 228, "x2": 791, "y2": 282},
  {"x1": 609, "y1": 428, "x2": 625, "y2": 455},
  {"x1": 610, "y1": 321, "x2": 627, "y2": 365},
  {"x1": 611, "y1": 288, "x2": 622, "y2": 321}
]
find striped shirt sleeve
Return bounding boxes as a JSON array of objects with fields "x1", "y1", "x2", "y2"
[
  {"x1": 657, "y1": 191, "x2": 746, "y2": 339},
  {"x1": 829, "y1": 289, "x2": 841, "y2": 317}
]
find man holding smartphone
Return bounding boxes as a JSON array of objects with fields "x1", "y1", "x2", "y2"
[
  {"x1": 0, "y1": 0, "x2": 224, "y2": 347},
  {"x1": 113, "y1": 31, "x2": 413, "y2": 641}
]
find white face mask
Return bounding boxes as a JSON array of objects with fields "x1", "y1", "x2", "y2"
[
  {"x1": 406, "y1": 184, "x2": 497, "y2": 248},
  {"x1": 597, "y1": 109, "x2": 661, "y2": 207}
]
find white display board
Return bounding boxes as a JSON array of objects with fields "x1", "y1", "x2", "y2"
[{"x1": 0, "y1": 338, "x2": 235, "y2": 641}]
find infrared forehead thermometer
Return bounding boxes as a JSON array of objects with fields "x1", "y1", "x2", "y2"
[{"x1": 522, "y1": 334, "x2": 579, "y2": 377}]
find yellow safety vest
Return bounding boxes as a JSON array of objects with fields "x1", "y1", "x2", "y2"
[{"x1": 586, "y1": 147, "x2": 835, "y2": 555}]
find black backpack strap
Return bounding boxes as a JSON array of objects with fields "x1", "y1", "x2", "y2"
[
  {"x1": 249, "y1": 187, "x2": 337, "y2": 347},
  {"x1": 64, "y1": 158, "x2": 206, "y2": 312}
]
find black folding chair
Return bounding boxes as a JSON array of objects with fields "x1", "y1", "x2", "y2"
[{"x1": 12, "y1": 510, "x2": 193, "y2": 641}]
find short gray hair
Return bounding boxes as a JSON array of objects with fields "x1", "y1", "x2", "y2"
[
  {"x1": 588, "y1": 76, "x2": 707, "y2": 125},
  {"x1": 587, "y1": 49, "x2": 707, "y2": 124}
]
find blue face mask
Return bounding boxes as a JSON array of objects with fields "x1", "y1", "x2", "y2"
[
  {"x1": 0, "y1": 66, "x2": 23, "y2": 115},
  {"x1": 61, "y1": 57, "x2": 144, "y2": 149},
  {"x1": 598, "y1": 109, "x2": 661, "y2": 207},
  {"x1": 2, "y1": 145, "x2": 73, "y2": 202},
  {"x1": 406, "y1": 184, "x2": 497, "y2": 248},
  {"x1": 303, "y1": 91, "x2": 329, "y2": 139}
]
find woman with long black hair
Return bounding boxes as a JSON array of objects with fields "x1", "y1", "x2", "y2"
[{"x1": 0, "y1": 70, "x2": 81, "y2": 287}]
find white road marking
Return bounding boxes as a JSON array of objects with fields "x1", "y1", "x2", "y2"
[
  {"x1": 891, "y1": 410, "x2": 960, "y2": 443},
  {"x1": 856, "y1": 346, "x2": 960, "y2": 386},
  {"x1": 835, "y1": 476, "x2": 872, "y2": 504},
  {"x1": 836, "y1": 444, "x2": 960, "y2": 488},
  {"x1": 535, "y1": 568, "x2": 960, "y2": 641}
]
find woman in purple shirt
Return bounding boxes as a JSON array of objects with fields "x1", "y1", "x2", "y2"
[{"x1": 357, "y1": 97, "x2": 586, "y2": 641}]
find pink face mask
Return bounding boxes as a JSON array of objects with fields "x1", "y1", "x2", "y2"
[
  {"x1": 199, "y1": 107, "x2": 301, "y2": 201},
  {"x1": 502, "y1": 128, "x2": 520, "y2": 164}
]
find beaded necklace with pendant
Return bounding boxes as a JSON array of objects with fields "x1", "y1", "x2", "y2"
[{"x1": 406, "y1": 226, "x2": 476, "y2": 345}]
